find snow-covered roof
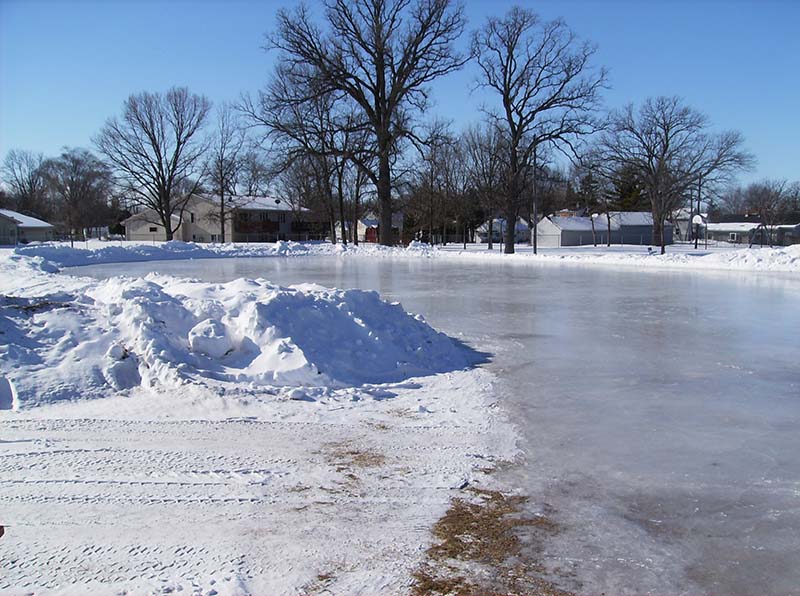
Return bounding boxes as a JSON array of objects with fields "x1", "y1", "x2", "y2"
[
  {"x1": 0, "y1": 209, "x2": 54, "y2": 229},
  {"x1": 547, "y1": 216, "x2": 619, "y2": 232},
  {"x1": 607, "y1": 211, "x2": 654, "y2": 227},
  {"x1": 360, "y1": 212, "x2": 404, "y2": 228},
  {"x1": 224, "y1": 195, "x2": 296, "y2": 212},
  {"x1": 706, "y1": 222, "x2": 758, "y2": 233},
  {"x1": 477, "y1": 218, "x2": 529, "y2": 233}
]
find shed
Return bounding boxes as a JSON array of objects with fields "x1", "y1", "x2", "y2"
[
  {"x1": 0, "y1": 209, "x2": 55, "y2": 245},
  {"x1": 536, "y1": 216, "x2": 617, "y2": 247}
]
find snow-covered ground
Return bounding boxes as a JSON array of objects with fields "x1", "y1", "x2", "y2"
[
  {"x1": 1, "y1": 240, "x2": 798, "y2": 594},
  {"x1": 0, "y1": 246, "x2": 516, "y2": 594}
]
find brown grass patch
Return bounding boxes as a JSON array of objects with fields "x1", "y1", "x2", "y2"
[{"x1": 412, "y1": 488, "x2": 573, "y2": 596}]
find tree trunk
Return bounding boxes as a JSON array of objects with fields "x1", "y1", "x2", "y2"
[
  {"x1": 337, "y1": 174, "x2": 347, "y2": 246},
  {"x1": 219, "y1": 189, "x2": 226, "y2": 243},
  {"x1": 377, "y1": 142, "x2": 393, "y2": 246},
  {"x1": 487, "y1": 218, "x2": 493, "y2": 250},
  {"x1": 652, "y1": 218, "x2": 666, "y2": 254},
  {"x1": 352, "y1": 192, "x2": 359, "y2": 246},
  {"x1": 606, "y1": 213, "x2": 612, "y2": 247},
  {"x1": 504, "y1": 206, "x2": 516, "y2": 254}
]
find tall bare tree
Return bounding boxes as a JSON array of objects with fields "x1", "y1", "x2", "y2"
[
  {"x1": 94, "y1": 87, "x2": 211, "y2": 241},
  {"x1": 243, "y1": 63, "x2": 373, "y2": 244},
  {"x1": 473, "y1": 6, "x2": 606, "y2": 254},
  {"x1": 268, "y1": 0, "x2": 468, "y2": 245},
  {"x1": 1, "y1": 150, "x2": 49, "y2": 217},
  {"x1": 41, "y1": 148, "x2": 113, "y2": 246},
  {"x1": 205, "y1": 104, "x2": 246, "y2": 242},
  {"x1": 597, "y1": 96, "x2": 754, "y2": 253},
  {"x1": 464, "y1": 123, "x2": 508, "y2": 250}
]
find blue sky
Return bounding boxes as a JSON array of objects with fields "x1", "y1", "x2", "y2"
[{"x1": 1, "y1": 0, "x2": 798, "y2": 184}]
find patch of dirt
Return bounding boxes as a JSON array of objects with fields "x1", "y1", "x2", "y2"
[
  {"x1": 326, "y1": 442, "x2": 386, "y2": 471},
  {"x1": 2, "y1": 297, "x2": 70, "y2": 314},
  {"x1": 412, "y1": 488, "x2": 574, "y2": 596}
]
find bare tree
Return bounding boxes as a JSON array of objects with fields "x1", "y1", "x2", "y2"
[
  {"x1": 1, "y1": 149, "x2": 49, "y2": 217},
  {"x1": 205, "y1": 104, "x2": 246, "y2": 242},
  {"x1": 41, "y1": 148, "x2": 113, "y2": 246},
  {"x1": 597, "y1": 96, "x2": 754, "y2": 254},
  {"x1": 464, "y1": 123, "x2": 507, "y2": 250},
  {"x1": 239, "y1": 149, "x2": 271, "y2": 197},
  {"x1": 268, "y1": 0, "x2": 468, "y2": 245},
  {"x1": 94, "y1": 87, "x2": 211, "y2": 241},
  {"x1": 243, "y1": 64, "x2": 373, "y2": 244},
  {"x1": 744, "y1": 179, "x2": 790, "y2": 247},
  {"x1": 473, "y1": 6, "x2": 606, "y2": 254}
]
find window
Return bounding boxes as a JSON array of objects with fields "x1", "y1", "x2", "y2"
[
  {"x1": 149, "y1": 227, "x2": 157, "y2": 233},
  {"x1": 278, "y1": 213, "x2": 286, "y2": 224},
  {"x1": 729, "y1": 233, "x2": 737, "y2": 242},
  {"x1": 190, "y1": 213, "x2": 195, "y2": 223}
]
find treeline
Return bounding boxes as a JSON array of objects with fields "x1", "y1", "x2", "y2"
[{"x1": 2, "y1": 1, "x2": 795, "y2": 252}]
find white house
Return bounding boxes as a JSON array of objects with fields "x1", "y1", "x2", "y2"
[
  {"x1": 0, "y1": 209, "x2": 55, "y2": 245},
  {"x1": 476, "y1": 218, "x2": 531, "y2": 244}
]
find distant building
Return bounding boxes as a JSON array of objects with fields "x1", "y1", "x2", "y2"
[
  {"x1": 352, "y1": 212, "x2": 404, "y2": 243},
  {"x1": 535, "y1": 211, "x2": 672, "y2": 247},
  {"x1": 476, "y1": 218, "x2": 531, "y2": 244},
  {"x1": 123, "y1": 195, "x2": 315, "y2": 243},
  {"x1": 0, "y1": 209, "x2": 55, "y2": 245},
  {"x1": 705, "y1": 220, "x2": 800, "y2": 246}
]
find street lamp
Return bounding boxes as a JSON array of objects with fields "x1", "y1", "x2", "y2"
[{"x1": 590, "y1": 213, "x2": 599, "y2": 247}]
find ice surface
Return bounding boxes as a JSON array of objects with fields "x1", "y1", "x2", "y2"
[{"x1": 73, "y1": 255, "x2": 800, "y2": 595}]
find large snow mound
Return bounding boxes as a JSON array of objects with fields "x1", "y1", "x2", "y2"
[{"x1": 0, "y1": 259, "x2": 480, "y2": 409}]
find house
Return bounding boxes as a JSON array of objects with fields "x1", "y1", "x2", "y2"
[
  {"x1": 705, "y1": 222, "x2": 757, "y2": 244},
  {"x1": 705, "y1": 220, "x2": 800, "y2": 246},
  {"x1": 0, "y1": 209, "x2": 55, "y2": 245},
  {"x1": 607, "y1": 211, "x2": 672, "y2": 245},
  {"x1": 476, "y1": 218, "x2": 531, "y2": 244},
  {"x1": 535, "y1": 211, "x2": 672, "y2": 247},
  {"x1": 673, "y1": 207, "x2": 708, "y2": 241},
  {"x1": 357, "y1": 212, "x2": 404, "y2": 243},
  {"x1": 123, "y1": 195, "x2": 313, "y2": 243},
  {"x1": 536, "y1": 215, "x2": 614, "y2": 247}
]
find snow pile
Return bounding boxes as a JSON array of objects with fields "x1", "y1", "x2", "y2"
[
  {"x1": 0, "y1": 258, "x2": 478, "y2": 409},
  {"x1": 10, "y1": 239, "x2": 437, "y2": 269}
]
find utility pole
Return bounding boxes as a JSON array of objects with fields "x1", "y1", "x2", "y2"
[
  {"x1": 532, "y1": 144, "x2": 538, "y2": 255},
  {"x1": 694, "y1": 174, "x2": 702, "y2": 250}
]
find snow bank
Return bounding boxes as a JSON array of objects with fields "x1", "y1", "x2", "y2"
[
  {"x1": 7, "y1": 238, "x2": 800, "y2": 274},
  {"x1": 11, "y1": 239, "x2": 436, "y2": 269},
  {"x1": 0, "y1": 256, "x2": 479, "y2": 409},
  {"x1": 441, "y1": 243, "x2": 800, "y2": 273}
]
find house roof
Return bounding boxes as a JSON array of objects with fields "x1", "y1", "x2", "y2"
[
  {"x1": 546, "y1": 216, "x2": 619, "y2": 232},
  {"x1": 706, "y1": 222, "x2": 758, "y2": 233},
  {"x1": 0, "y1": 209, "x2": 54, "y2": 229},
  {"x1": 478, "y1": 218, "x2": 530, "y2": 233},
  {"x1": 360, "y1": 212, "x2": 404, "y2": 228},
  {"x1": 204, "y1": 194, "x2": 299, "y2": 212},
  {"x1": 607, "y1": 211, "x2": 654, "y2": 226}
]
